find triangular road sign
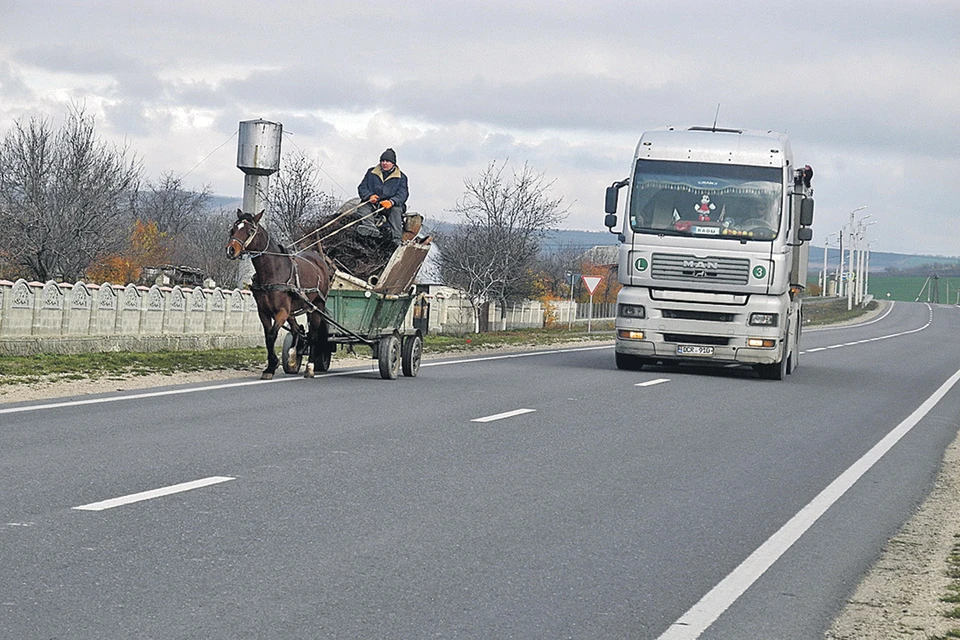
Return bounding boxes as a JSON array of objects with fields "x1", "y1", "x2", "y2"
[{"x1": 581, "y1": 275, "x2": 602, "y2": 295}]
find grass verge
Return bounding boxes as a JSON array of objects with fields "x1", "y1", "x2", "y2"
[
  {"x1": 803, "y1": 298, "x2": 878, "y2": 326},
  {"x1": 932, "y1": 535, "x2": 960, "y2": 639}
]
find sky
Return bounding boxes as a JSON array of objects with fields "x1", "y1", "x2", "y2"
[{"x1": 1, "y1": 1, "x2": 958, "y2": 256}]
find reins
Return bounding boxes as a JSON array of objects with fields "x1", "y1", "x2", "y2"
[{"x1": 239, "y1": 201, "x2": 386, "y2": 258}]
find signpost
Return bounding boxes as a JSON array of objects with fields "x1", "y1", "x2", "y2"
[{"x1": 581, "y1": 275, "x2": 603, "y2": 333}]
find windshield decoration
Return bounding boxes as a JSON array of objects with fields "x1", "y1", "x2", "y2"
[
  {"x1": 695, "y1": 194, "x2": 716, "y2": 221},
  {"x1": 629, "y1": 160, "x2": 783, "y2": 241}
]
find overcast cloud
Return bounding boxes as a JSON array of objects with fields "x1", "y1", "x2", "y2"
[{"x1": 2, "y1": 0, "x2": 958, "y2": 256}]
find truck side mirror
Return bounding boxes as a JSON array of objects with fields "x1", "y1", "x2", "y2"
[
  {"x1": 799, "y1": 198, "x2": 814, "y2": 227},
  {"x1": 797, "y1": 227, "x2": 813, "y2": 242},
  {"x1": 605, "y1": 185, "x2": 620, "y2": 214},
  {"x1": 604, "y1": 213, "x2": 618, "y2": 230}
]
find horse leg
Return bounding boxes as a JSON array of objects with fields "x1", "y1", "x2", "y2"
[
  {"x1": 304, "y1": 307, "x2": 330, "y2": 378},
  {"x1": 261, "y1": 307, "x2": 290, "y2": 380}
]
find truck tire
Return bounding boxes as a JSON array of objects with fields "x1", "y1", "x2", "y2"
[
  {"x1": 616, "y1": 351, "x2": 644, "y2": 371},
  {"x1": 755, "y1": 356, "x2": 787, "y2": 380}
]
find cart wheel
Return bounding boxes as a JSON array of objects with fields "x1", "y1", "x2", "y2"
[
  {"x1": 401, "y1": 334, "x2": 423, "y2": 377},
  {"x1": 317, "y1": 341, "x2": 333, "y2": 372},
  {"x1": 378, "y1": 334, "x2": 401, "y2": 380},
  {"x1": 282, "y1": 331, "x2": 302, "y2": 374}
]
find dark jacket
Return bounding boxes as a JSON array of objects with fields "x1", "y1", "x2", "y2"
[{"x1": 358, "y1": 165, "x2": 409, "y2": 208}]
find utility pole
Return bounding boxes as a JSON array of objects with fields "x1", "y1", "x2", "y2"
[
  {"x1": 846, "y1": 206, "x2": 867, "y2": 309},
  {"x1": 821, "y1": 233, "x2": 835, "y2": 296}
]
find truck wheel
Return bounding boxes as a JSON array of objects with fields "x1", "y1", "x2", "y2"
[
  {"x1": 615, "y1": 351, "x2": 644, "y2": 371},
  {"x1": 378, "y1": 334, "x2": 401, "y2": 380},
  {"x1": 282, "y1": 331, "x2": 302, "y2": 374},
  {"x1": 401, "y1": 334, "x2": 422, "y2": 377},
  {"x1": 755, "y1": 356, "x2": 787, "y2": 380}
]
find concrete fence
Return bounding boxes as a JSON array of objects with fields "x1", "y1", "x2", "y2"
[
  {"x1": 419, "y1": 286, "x2": 614, "y2": 334},
  {"x1": 0, "y1": 278, "x2": 262, "y2": 356}
]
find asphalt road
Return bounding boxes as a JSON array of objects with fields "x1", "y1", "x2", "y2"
[{"x1": 2, "y1": 300, "x2": 960, "y2": 639}]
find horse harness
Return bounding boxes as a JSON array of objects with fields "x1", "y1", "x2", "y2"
[{"x1": 250, "y1": 252, "x2": 330, "y2": 304}]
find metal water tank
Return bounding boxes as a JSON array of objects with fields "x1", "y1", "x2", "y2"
[{"x1": 237, "y1": 119, "x2": 282, "y2": 175}]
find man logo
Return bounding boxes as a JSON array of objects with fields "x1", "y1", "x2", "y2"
[{"x1": 682, "y1": 260, "x2": 719, "y2": 270}]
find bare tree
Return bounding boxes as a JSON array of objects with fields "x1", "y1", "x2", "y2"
[
  {"x1": 136, "y1": 172, "x2": 213, "y2": 268},
  {"x1": 179, "y1": 208, "x2": 240, "y2": 289},
  {"x1": 0, "y1": 107, "x2": 141, "y2": 281},
  {"x1": 265, "y1": 151, "x2": 341, "y2": 247},
  {"x1": 139, "y1": 172, "x2": 211, "y2": 237},
  {"x1": 533, "y1": 243, "x2": 588, "y2": 298},
  {"x1": 436, "y1": 161, "x2": 568, "y2": 331}
]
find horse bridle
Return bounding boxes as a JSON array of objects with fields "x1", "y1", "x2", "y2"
[{"x1": 227, "y1": 217, "x2": 263, "y2": 259}]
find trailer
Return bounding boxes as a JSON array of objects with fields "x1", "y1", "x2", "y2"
[{"x1": 281, "y1": 239, "x2": 431, "y2": 379}]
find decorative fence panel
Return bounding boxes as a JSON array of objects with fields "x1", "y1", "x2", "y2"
[{"x1": 0, "y1": 279, "x2": 262, "y2": 355}]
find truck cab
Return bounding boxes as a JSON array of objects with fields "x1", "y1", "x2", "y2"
[{"x1": 604, "y1": 126, "x2": 814, "y2": 380}]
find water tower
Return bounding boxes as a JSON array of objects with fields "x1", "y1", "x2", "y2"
[{"x1": 235, "y1": 119, "x2": 282, "y2": 284}]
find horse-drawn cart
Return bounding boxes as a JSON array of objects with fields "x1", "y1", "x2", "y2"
[{"x1": 281, "y1": 239, "x2": 431, "y2": 379}]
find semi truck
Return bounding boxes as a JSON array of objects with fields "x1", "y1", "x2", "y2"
[{"x1": 603, "y1": 126, "x2": 815, "y2": 380}]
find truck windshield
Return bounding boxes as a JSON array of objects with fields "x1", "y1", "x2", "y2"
[{"x1": 629, "y1": 160, "x2": 783, "y2": 241}]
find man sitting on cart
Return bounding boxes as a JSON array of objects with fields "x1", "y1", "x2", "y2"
[{"x1": 356, "y1": 148, "x2": 408, "y2": 247}]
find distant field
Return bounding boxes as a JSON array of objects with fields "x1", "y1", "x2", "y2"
[{"x1": 867, "y1": 275, "x2": 960, "y2": 303}]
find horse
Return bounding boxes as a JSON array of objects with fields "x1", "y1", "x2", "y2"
[{"x1": 225, "y1": 210, "x2": 333, "y2": 380}]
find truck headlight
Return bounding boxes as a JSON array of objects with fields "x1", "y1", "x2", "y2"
[
  {"x1": 748, "y1": 313, "x2": 778, "y2": 326},
  {"x1": 619, "y1": 304, "x2": 646, "y2": 319}
]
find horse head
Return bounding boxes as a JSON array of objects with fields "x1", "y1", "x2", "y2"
[{"x1": 226, "y1": 209, "x2": 266, "y2": 259}]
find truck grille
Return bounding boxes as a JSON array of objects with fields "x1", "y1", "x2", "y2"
[
  {"x1": 651, "y1": 253, "x2": 751, "y2": 285},
  {"x1": 661, "y1": 309, "x2": 735, "y2": 322},
  {"x1": 662, "y1": 333, "x2": 731, "y2": 346}
]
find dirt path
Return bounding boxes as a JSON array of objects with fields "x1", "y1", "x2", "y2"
[{"x1": 1, "y1": 333, "x2": 957, "y2": 637}]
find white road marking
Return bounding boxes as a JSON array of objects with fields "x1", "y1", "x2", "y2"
[
  {"x1": 802, "y1": 306, "x2": 932, "y2": 356},
  {"x1": 471, "y1": 408, "x2": 536, "y2": 423},
  {"x1": 636, "y1": 379, "x2": 670, "y2": 387},
  {"x1": 657, "y1": 366, "x2": 960, "y2": 640},
  {"x1": 421, "y1": 345, "x2": 611, "y2": 368},
  {"x1": 0, "y1": 378, "x2": 292, "y2": 415},
  {"x1": 0, "y1": 345, "x2": 614, "y2": 416},
  {"x1": 73, "y1": 476, "x2": 235, "y2": 511}
]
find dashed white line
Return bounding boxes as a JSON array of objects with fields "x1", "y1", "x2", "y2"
[
  {"x1": 471, "y1": 408, "x2": 536, "y2": 423},
  {"x1": 73, "y1": 476, "x2": 235, "y2": 511},
  {"x1": 636, "y1": 379, "x2": 671, "y2": 387}
]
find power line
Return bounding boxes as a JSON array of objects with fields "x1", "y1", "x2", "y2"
[{"x1": 181, "y1": 128, "x2": 239, "y2": 181}]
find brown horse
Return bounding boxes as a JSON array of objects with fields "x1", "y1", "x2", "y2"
[{"x1": 226, "y1": 210, "x2": 333, "y2": 379}]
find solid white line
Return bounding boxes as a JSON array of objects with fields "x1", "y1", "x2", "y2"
[
  {"x1": 421, "y1": 344, "x2": 612, "y2": 368},
  {"x1": 0, "y1": 378, "x2": 293, "y2": 415},
  {"x1": 73, "y1": 476, "x2": 235, "y2": 511},
  {"x1": 471, "y1": 408, "x2": 536, "y2": 423},
  {"x1": 803, "y1": 307, "x2": 932, "y2": 357},
  {"x1": 657, "y1": 366, "x2": 960, "y2": 639},
  {"x1": 636, "y1": 379, "x2": 670, "y2": 387},
  {"x1": 0, "y1": 345, "x2": 614, "y2": 416}
]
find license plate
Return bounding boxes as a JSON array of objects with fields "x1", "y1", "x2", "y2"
[{"x1": 677, "y1": 345, "x2": 714, "y2": 356}]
